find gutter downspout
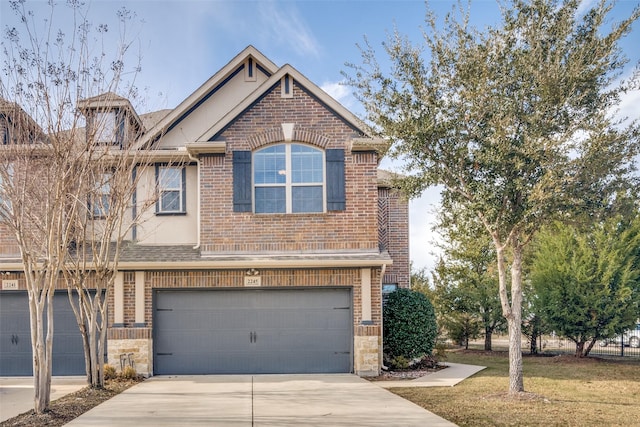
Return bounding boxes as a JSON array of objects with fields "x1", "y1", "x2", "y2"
[
  {"x1": 188, "y1": 152, "x2": 201, "y2": 250},
  {"x1": 380, "y1": 263, "x2": 388, "y2": 371}
]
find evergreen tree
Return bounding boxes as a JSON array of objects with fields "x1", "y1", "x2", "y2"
[
  {"x1": 530, "y1": 216, "x2": 640, "y2": 357},
  {"x1": 346, "y1": 0, "x2": 639, "y2": 393}
]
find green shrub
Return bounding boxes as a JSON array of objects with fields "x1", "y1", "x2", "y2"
[
  {"x1": 383, "y1": 288, "x2": 437, "y2": 360},
  {"x1": 388, "y1": 355, "x2": 411, "y2": 370},
  {"x1": 432, "y1": 340, "x2": 449, "y2": 361}
]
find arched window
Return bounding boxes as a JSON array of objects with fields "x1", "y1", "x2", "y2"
[{"x1": 253, "y1": 143, "x2": 324, "y2": 213}]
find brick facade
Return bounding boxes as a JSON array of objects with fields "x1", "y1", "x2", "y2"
[
  {"x1": 199, "y1": 82, "x2": 379, "y2": 255},
  {"x1": 0, "y1": 47, "x2": 410, "y2": 378},
  {"x1": 378, "y1": 187, "x2": 410, "y2": 288},
  {"x1": 0, "y1": 224, "x2": 19, "y2": 257}
]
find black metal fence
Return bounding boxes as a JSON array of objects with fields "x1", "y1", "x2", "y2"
[
  {"x1": 537, "y1": 335, "x2": 640, "y2": 358},
  {"x1": 469, "y1": 335, "x2": 640, "y2": 358}
]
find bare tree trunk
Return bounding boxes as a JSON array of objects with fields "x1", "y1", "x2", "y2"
[
  {"x1": 67, "y1": 287, "x2": 91, "y2": 383},
  {"x1": 88, "y1": 298, "x2": 99, "y2": 387},
  {"x1": 30, "y1": 291, "x2": 45, "y2": 414},
  {"x1": 495, "y1": 241, "x2": 525, "y2": 395},
  {"x1": 98, "y1": 299, "x2": 108, "y2": 386},
  {"x1": 43, "y1": 288, "x2": 54, "y2": 409},
  {"x1": 29, "y1": 274, "x2": 56, "y2": 414},
  {"x1": 484, "y1": 327, "x2": 492, "y2": 351},
  {"x1": 508, "y1": 245, "x2": 524, "y2": 393},
  {"x1": 584, "y1": 338, "x2": 596, "y2": 357}
]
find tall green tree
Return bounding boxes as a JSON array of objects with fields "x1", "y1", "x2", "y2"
[
  {"x1": 530, "y1": 217, "x2": 640, "y2": 357},
  {"x1": 410, "y1": 265, "x2": 433, "y2": 297},
  {"x1": 432, "y1": 258, "x2": 482, "y2": 349},
  {"x1": 431, "y1": 211, "x2": 504, "y2": 350},
  {"x1": 346, "y1": 0, "x2": 639, "y2": 394}
]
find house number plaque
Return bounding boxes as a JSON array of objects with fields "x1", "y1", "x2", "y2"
[
  {"x1": 244, "y1": 276, "x2": 262, "y2": 287},
  {"x1": 2, "y1": 280, "x2": 19, "y2": 290}
]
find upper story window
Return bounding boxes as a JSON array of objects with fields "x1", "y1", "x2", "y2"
[
  {"x1": 253, "y1": 144, "x2": 324, "y2": 213},
  {"x1": 233, "y1": 146, "x2": 344, "y2": 213},
  {"x1": 156, "y1": 165, "x2": 186, "y2": 214},
  {"x1": 90, "y1": 172, "x2": 111, "y2": 218},
  {"x1": 92, "y1": 110, "x2": 126, "y2": 146},
  {"x1": 0, "y1": 163, "x2": 13, "y2": 218},
  {"x1": 95, "y1": 111, "x2": 116, "y2": 143}
]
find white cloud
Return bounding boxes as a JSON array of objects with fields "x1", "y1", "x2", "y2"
[
  {"x1": 409, "y1": 189, "x2": 443, "y2": 272},
  {"x1": 256, "y1": 1, "x2": 321, "y2": 59},
  {"x1": 379, "y1": 157, "x2": 444, "y2": 272},
  {"x1": 617, "y1": 87, "x2": 640, "y2": 126},
  {"x1": 320, "y1": 80, "x2": 357, "y2": 110},
  {"x1": 576, "y1": 0, "x2": 597, "y2": 16}
]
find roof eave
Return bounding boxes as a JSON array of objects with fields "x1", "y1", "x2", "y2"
[
  {"x1": 185, "y1": 141, "x2": 226, "y2": 156},
  {"x1": 0, "y1": 255, "x2": 393, "y2": 271},
  {"x1": 198, "y1": 64, "x2": 374, "y2": 142},
  {"x1": 134, "y1": 46, "x2": 279, "y2": 150}
]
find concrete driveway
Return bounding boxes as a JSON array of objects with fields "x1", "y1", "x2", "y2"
[
  {"x1": 0, "y1": 376, "x2": 87, "y2": 422},
  {"x1": 65, "y1": 374, "x2": 456, "y2": 426}
]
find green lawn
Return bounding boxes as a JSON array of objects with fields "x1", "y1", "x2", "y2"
[{"x1": 390, "y1": 350, "x2": 640, "y2": 427}]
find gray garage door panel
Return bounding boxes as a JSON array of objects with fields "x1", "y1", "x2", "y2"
[
  {"x1": 0, "y1": 291, "x2": 86, "y2": 376},
  {"x1": 154, "y1": 288, "x2": 352, "y2": 375}
]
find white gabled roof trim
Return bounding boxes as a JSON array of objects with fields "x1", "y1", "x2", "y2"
[
  {"x1": 351, "y1": 137, "x2": 388, "y2": 153},
  {"x1": 197, "y1": 64, "x2": 373, "y2": 142},
  {"x1": 185, "y1": 141, "x2": 226, "y2": 155},
  {"x1": 0, "y1": 256, "x2": 392, "y2": 272},
  {"x1": 134, "y1": 46, "x2": 279, "y2": 149}
]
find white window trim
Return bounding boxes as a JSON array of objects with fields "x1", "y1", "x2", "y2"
[
  {"x1": 157, "y1": 166, "x2": 185, "y2": 214},
  {"x1": 253, "y1": 143, "x2": 326, "y2": 214},
  {"x1": 91, "y1": 172, "x2": 111, "y2": 218},
  {"x1": 95, "y1": 111, "x2": 117, "y2": 144}
]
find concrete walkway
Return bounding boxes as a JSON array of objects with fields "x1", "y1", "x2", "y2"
[
  {"x1": 1, "y1": 363, "x2": 484, "y2": 426},
  {"x1": 0, "y1": 376, "x2": 87, "y2": 422},
  {"x1": 66, "y1": 374, "x2": 457, "y2": 426},
  {"x1": 375, "y1": 362, "x2": 486, "y2": 389}
]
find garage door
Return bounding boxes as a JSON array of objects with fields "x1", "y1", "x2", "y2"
[
  {"x1": 154, "y1": 288, "x2": 352, "y2": 375},
  {"x1": 0, "y1": 291, "x2": 86, "y2": 376}
]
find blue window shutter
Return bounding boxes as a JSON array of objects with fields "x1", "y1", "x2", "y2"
[
  {"x1": 233, "y1": 151, "x2": 252, "y2": 212},
  {"x1": 326, "y1": 149, "x2": 345, "y2": 211},
  {"x1": 154, "y1": 164, "x2": 160, "y2": 214},
  {"x1": 116, "y1": 109, "x2": 125, "y2": 147}
]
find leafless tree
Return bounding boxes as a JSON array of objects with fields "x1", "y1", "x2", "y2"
[
  {"x1": 1, "y1": 0, "x2": 155, "y2": 411},
  {"x1": 62, "y1": 99, "x2": 160, "y2": 387}
]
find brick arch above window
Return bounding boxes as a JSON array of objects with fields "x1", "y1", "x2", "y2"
[{"x1": 247, "y1": 125, "x2": 331, "y2": 150}]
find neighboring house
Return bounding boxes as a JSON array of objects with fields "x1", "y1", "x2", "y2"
[{"x1": 0, "y1": 46, "x2": 409, "y2": 377}]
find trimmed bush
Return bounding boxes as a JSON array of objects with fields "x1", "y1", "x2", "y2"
[{"x1": 383, "y1": 288, "x2": 437, "y2": 360}]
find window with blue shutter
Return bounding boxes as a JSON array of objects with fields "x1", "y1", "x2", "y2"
[
  {"x1": 233, "y1": 145, "x2": 346, "y2": 213},
  {"x1": 233, "y1": 151, "x2": 252, "y2": 212},
  {"x1": 326, "y1": 149, "x2": 345, "y2": 211},
  {"x1": 253, "y1": 144, "x2": 325, "y2": 214}
]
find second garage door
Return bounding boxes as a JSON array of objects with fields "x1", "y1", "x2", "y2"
[
  {"x1": 154, "y1": 288, "x2": 352, "y2": 375},
  {"x1": 0, "y1": 291, "x2": 86, "y2": 376}
]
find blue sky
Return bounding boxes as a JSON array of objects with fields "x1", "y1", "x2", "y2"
[{"x1": 2, "y1": 0, "x2": 639, "y2": 272}]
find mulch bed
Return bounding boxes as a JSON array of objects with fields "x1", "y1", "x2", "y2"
[
  {"x1": 1, "y1": 378, "x2": 143, "y2": 427},
  {"x1": 367, "y1": 357, "x2": 447, "y2": 381}
]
